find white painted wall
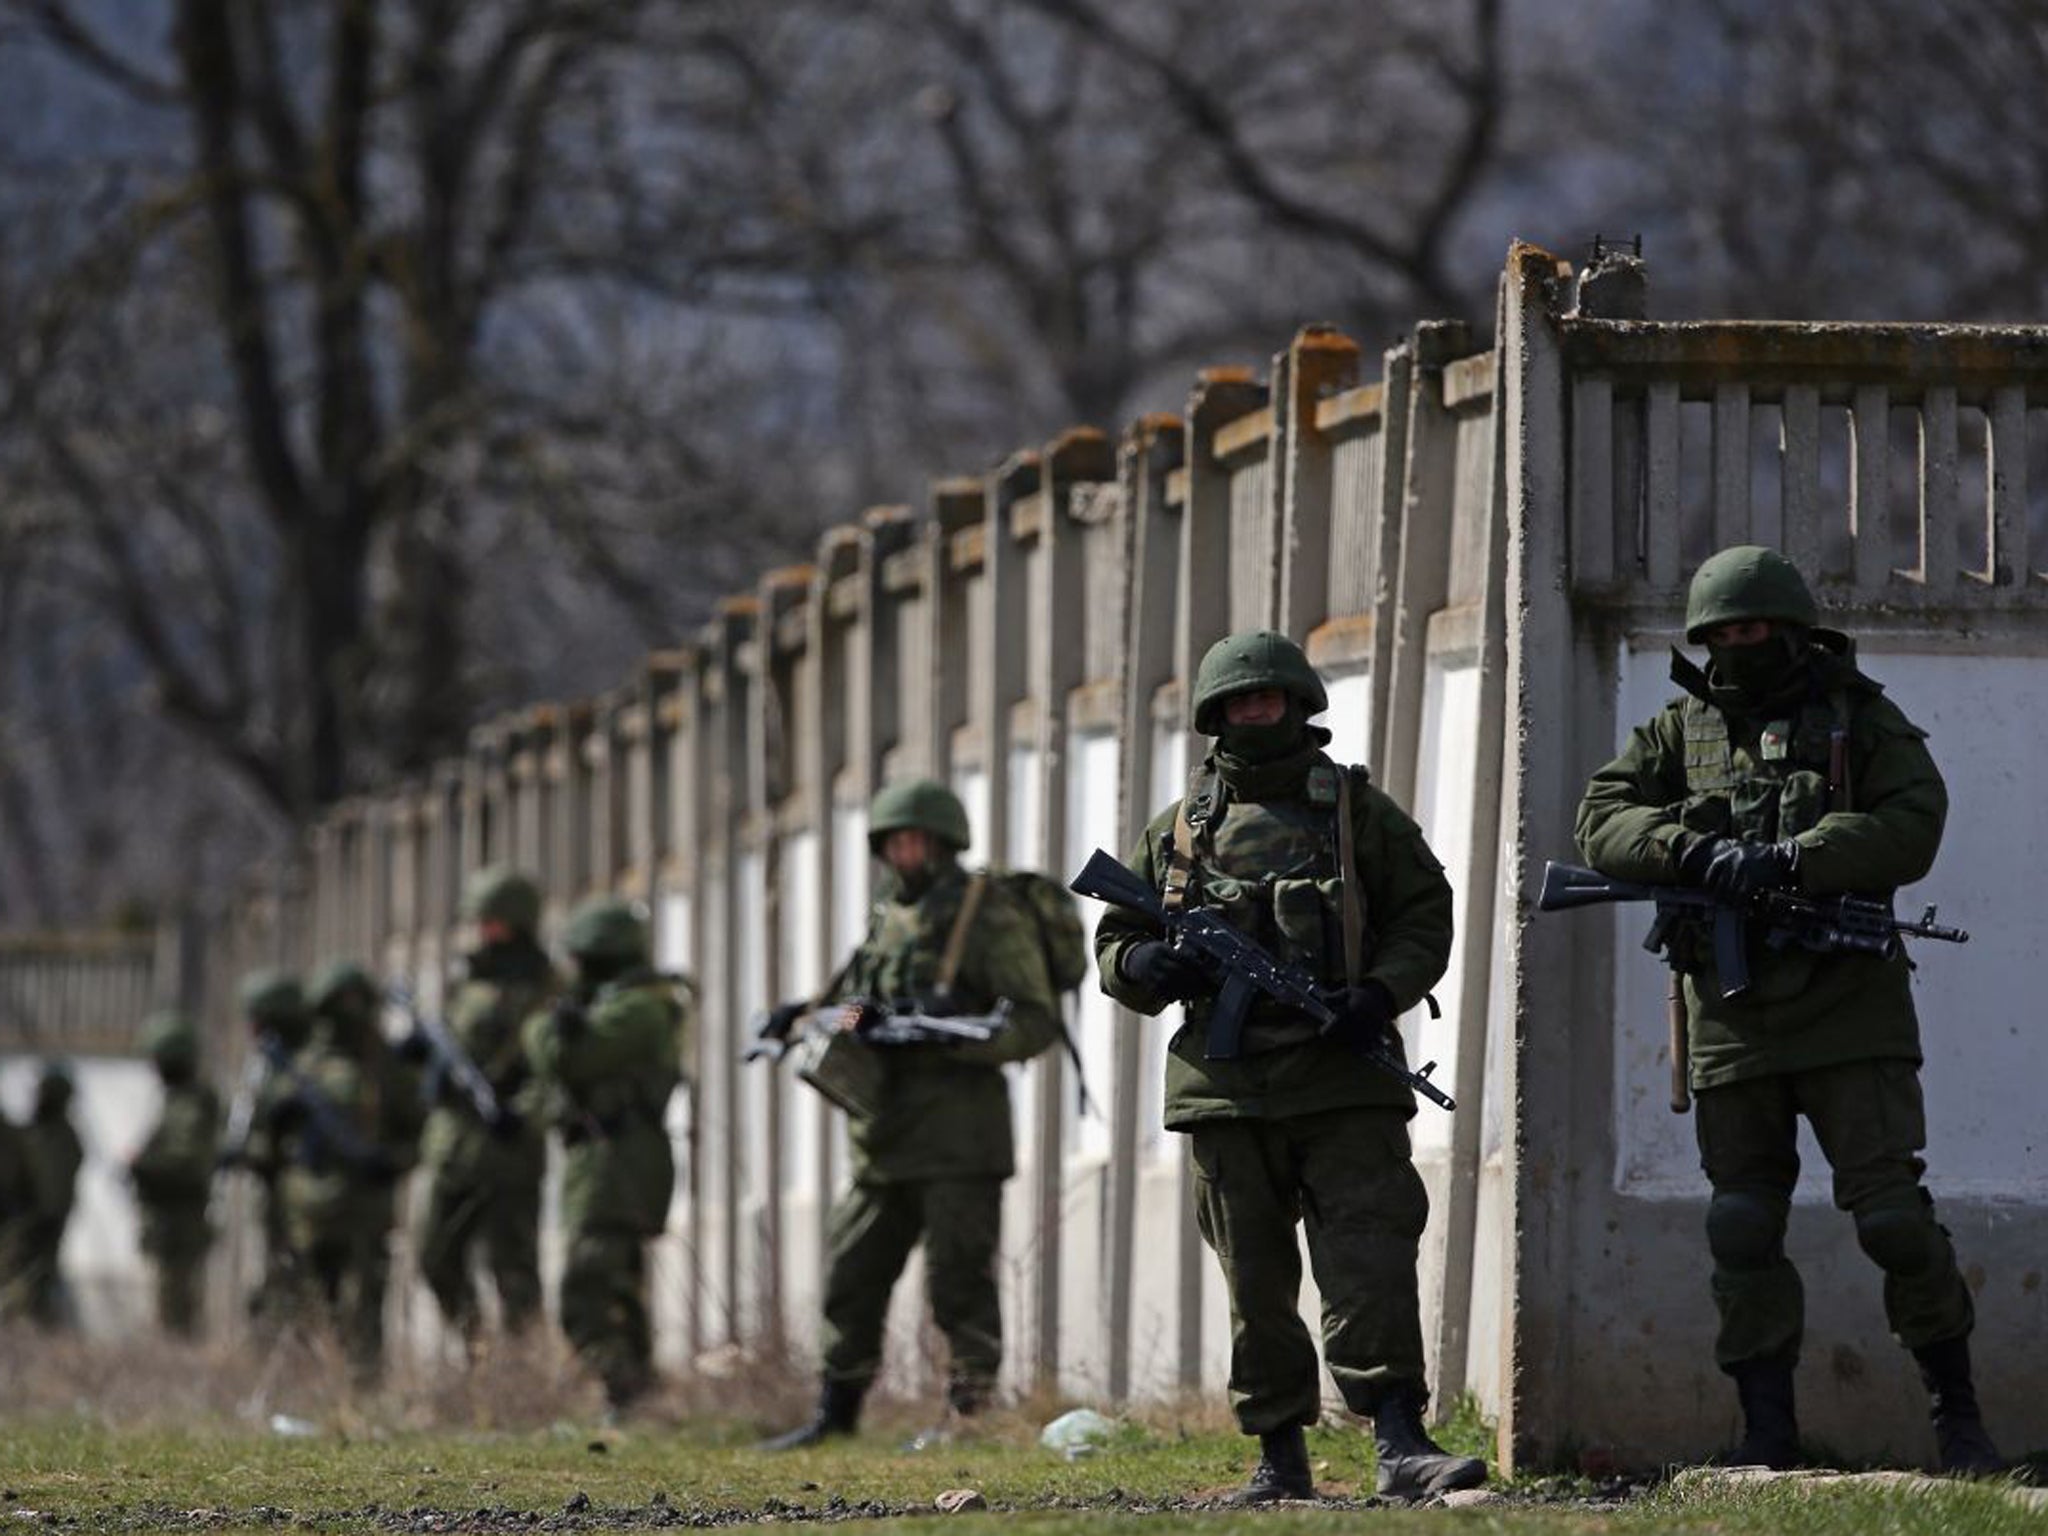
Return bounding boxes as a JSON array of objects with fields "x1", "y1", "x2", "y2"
[{"x1": 1063, "y1": 730, "x2": 1122, "y2": 1160}]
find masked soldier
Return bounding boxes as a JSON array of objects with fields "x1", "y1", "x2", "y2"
[
  {"x1": 1095, "y1": 631, "x2": 1484, "y2": 1502},
  {"x1": 1575, "y1": 546, "x2": 1999, "y2": 1475},
  {"x1": 761, "y1": 779, "x2": 1061, "y2": 1450},
  {"x1": 225, "y1": 969, "x2": 314, "y2": 1332},
  {"x1": 129, "y1": 1011, "x2": 221, "y2": 1336},
  {"x1": 417, "y1": 866, "x2": 556, "y2": 1348},
  {"x1": 276, "y1": 961, "x2": 423, "y2": 1381},
  {"x1": 2, "y1": 1061, "x2": 85, "y2": 1326},
  {"x1": 522, "y1": 897, "x2": 686, "y2": 1411}
]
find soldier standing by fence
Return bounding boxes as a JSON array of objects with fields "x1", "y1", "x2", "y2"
[
  {"x1": 1574, "y1": 546, "x2": 2001, "y2": 1475},
  {"x1": 759, "y1": 779, "x2": 1066, "y2": 1451},
  {"x1": 1094, "y1": 631, "x2": 1486, "y2": 1503},
  {"x1": 226, "y1": 969, "x2": 313, "y2": 1334},
  {"x1": 129, "y1": 1011, "x2": 221, "y2": 1337},
  {"x1": 522, "y1": 897, "x2": 686, "y2": 1413},
  {"x1": 3, "y1": 1061, "x2": 84, "y2": 1327},
  {"x1": 415, "y1": 866, "x2": 556, "y2": 1351}
]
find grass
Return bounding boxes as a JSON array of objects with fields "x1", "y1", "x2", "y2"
[{"x1": 0, "y1": 1334, "x2": 2040, "y2": 1535}]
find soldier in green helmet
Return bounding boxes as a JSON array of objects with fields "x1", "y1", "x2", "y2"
[
  {"x1": 1576, "y1": 545, "x2": 2000, "y2": 1475},
  {"x1": 760, "y1": 778, "x2": 1062, "y2": 1451},
  {"x1": 129, "y1": 1010, "x2": 222, "y2": 1336},
  {"x1": 2, "y1": 1060, "x2": 84, "y2": 1326},
  {"x1": 1094, "y1": 630, "x2": 1485, "y2": 1502},
  {"x1": 274, "y1": 960, "x2": 423, "y2": 1381},
  {"x1": 522, "y1": 895, "x2": 687, "y2": 1410},
  {"x1": 225, "y1": 968, "x2": 313, "y2": 1331},
  {"x1": 416, "y1": 866, "x2": 557, "y2": 1351}
]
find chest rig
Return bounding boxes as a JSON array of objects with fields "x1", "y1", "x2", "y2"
[
  {"x1": 1162, "y1": 756, "x2": 1367, "y2": 1053},
  {"x1": 1674, "y1": 665, "x2": 1855, "y2": 843}
]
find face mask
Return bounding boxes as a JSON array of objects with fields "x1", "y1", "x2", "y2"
[
  {"x1": 1707, "y1": 633, "x2": 1802, "y2": 703},
  {"x1": 1217, "y1": 699, "x2": 1308, "y2": 762}
]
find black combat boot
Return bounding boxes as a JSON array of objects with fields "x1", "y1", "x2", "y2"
[
  {"x1": 1725, "y1": 1357, "x2": 1800, "y2": 1470},
  {"x1": 1226, "y1": 1425, "x2": 1316, "y2": 1504},
  {"x1": 1371, "y1": 1391, "x2": 1487, "y2": 1499},
  {"x1": 759, "y1": 1380, "x2": 864, "y2": 1451},
  {"x1": 1912, "y1": 1335, "x2": 2005, "y2": 1476}
]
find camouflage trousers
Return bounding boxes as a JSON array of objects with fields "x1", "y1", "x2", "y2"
[
  {"x1": 143, "y1": 1213, "x2": 213, "y2": 1338},
  {"x1": 559, "y1": 1223, "x2": 654, "y2": 1407},
  {"x1": 1191, "y1": 1106, "x2": 1429, "y2": 1434},
  {"x1": 819, "y1": 1178, "x2": 1003, "y2": 1399},
  {"x1": 417, "y1": 1159, "x2": 543, "y2": 1338},
  {"x1": 1694, "y1": 1057, "x2": 1975, "y2": 1370},
  {"x1": 296, "y1": 1216, "x2": 394, "y2": 1383}
]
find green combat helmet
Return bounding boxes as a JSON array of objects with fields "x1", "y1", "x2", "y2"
[
  {"x1": 462, "y1": 864, "x2": 542, "y2": 936},
  {"x1": 239, "y1": 969, "x2": 310, "y2": 1047},
  {"x1": 140, "y1": 1010, "x2": 200, "y2": 1074},
  {"x1": 562, "y1": 896, "x2": 651, "y2": 966},
  {"x1": 1191, "y1": 629, "x2": 1329, "y2": 734},
  {"x1": 309, "y1": 960, "x2": 379, "y2": 1017},
  {"x1": 867, "y1": 778, "x2": 972, "y2": 856},
  {"x1": 1685, "y1": 546, "x2": 1818, "y2": 642}
]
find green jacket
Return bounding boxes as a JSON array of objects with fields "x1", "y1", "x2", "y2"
[
  {"x1": 1095, "y1": 754, "x2": 1454, "y2": 1127},
  {"x1": 23, "y1": 1110, "x2": 83, "y2": 1230},
  {"x1": 132, "y1": 1080, "x2": 220, "y2": 1245},
  {"x1": 275, "y1": 1024, "x2": 425, "y2": 1248},
  {"x1": 829, "y1": 860, "x2": 1061, "y2": 1185},
  {"x1": 523, "y1": 971, "x2": 684, "y2": 1235},
  {"x1": 421, "y1": 938, "x2": 555, "y2": 1182},
  {"x1": 1575, "y1": 651, "x2": 1945, "y2": 1088}
]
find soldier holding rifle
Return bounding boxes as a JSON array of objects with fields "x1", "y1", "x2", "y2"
[
  {"x1": 1574, "y1": 545, "x2": 2000, "y2": 1475},
  {"x1": 1092, "y1": 630, "x2": 1485, "y2": 1503}
]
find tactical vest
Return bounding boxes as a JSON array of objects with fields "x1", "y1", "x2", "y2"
[
  {"x1": 1166, "y1": 757, "x2": 1356, "y2": 1051},
  {"x1": 1676, "y1": 689, "x2": 1851, "y2": 844}
]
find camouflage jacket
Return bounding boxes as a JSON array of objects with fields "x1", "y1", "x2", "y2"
[
  {"x1": 523, "y1": 970, "x2": 685, "y2": 1235},
  {"x1": 1095, "y1": 750, "x2": 1454, "y2": 1127},
  {"x1": 421, "y1": 938, "x2": 556, "y2": 1179},
  {"x1": 828, "y1": 859, "x2": 1060, "y2": 1185},
  {"x1": 1575, "y1": 650, "x2": 1945, "y2": 1088},
  {"x1": 132, "y1": 1081, "x2": 221, "y2": 1213}
]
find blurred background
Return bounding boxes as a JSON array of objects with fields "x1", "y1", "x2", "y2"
[{"x1": 0, "y1": 0, "x2": 2037, "y2": 929}]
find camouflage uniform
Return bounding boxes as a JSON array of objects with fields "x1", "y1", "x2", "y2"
[
  {"x1": 417, "y1": 867, "x2": 556, "y2": 1343},
  {"x1": 4, "y1": 1063, "x2": 84, "y2": 1327},
  {"x1": 1095, "y1": 632, "x2": 1483, "y2": 1501},
  {"x1": 228, "y1": 970, "x2": 313, "y2": 1333},
  {"x1": 275, "y1": 962, "x2": 423, "y2": 1380},
  {"x1": 130, "y1": 1012, "x2": 221, "y2": 1337},
  {"x1": 1576, "y1": 546, "x2": 1997, "y2": 1474},
  {"x1": 522, "y1": 898, "x2": 686, "y2": 1409},
  {"x1": 764, "y1": 779, "x2": 1060, "y2": 1450}
]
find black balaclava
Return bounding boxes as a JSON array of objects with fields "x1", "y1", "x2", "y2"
[{"x1": 1706, "y1": 625, "x2": 1810, "y2": 712}]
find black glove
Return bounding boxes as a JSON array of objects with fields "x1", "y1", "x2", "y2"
[
  {"x1": 394, "y1": 1028, "x2": 434, "y2": 1065},
  {"x1": 1318, "y1": 980, "x2": 1398, "y2": 1053},
  {"x1": 1676, "y1": 835, "x2": 1727, "y2": 887},
  {"x1": 1701, "y1": 838, "x2": 1801, "y2": 899},
  {"x1": 762, "y1": 1001, "x2": 806, "y2": 1042},
  {"x1": 1119, "y1": 939, "x2": 1209, "y2": 1002}
]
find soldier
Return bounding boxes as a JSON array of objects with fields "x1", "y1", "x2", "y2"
[
  {"x1": 522, "y1": 897, "x2": 685, "y2": 1411},
  {"x1": 416, "y1": 866, "x2": 556, "y2": 1348},
  {"x1": 129, "y1": 1011, "x2": 221, "y2": 1337},
  {"x1": 276, "y1": 961, "x2": 423, "y2": 1381},
  {"x1": 4, "y1": 1060, "x2": 85, "y2": 1327},
  {"x1": 226, "y1": 969, "x2": 313, "y2": 1331},
  {"x1": 1575, "y1": 546, "x2": 2000, "y2": 1475},
  {"x1": 1094, "y1": 631, "x2": 1485, "y2": 1503},
  {"x1": 761, "y1": 779, "x2": 1061, "y2": 1451}
]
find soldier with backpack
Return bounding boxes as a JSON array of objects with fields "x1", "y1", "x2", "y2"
[{"x1": 759, "y1": 778, "x2": 1068, "y2": 1449}]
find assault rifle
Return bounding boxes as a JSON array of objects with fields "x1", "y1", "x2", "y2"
[
  {"x1": 215, "y1": 1045, "x2": 270, "y2": 1171},
  {"x1": 744, "y1": 998, "x2": 1010, "y2": 1063},
  {"x1": 1536, "y1": 861, "x2": 1968, "y2": 1002},
  {"x1": 389, "y1": 981, "x2": 517, "y2": 1136},
  {"x1": 1070, "y1": 848, "x2": 1453, "y2": 1112}
]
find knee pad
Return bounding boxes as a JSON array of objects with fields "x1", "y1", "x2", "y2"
[
  {"x1": 1853, "y1": 1198, "x2": 1941, "y2": 1277},
  {"x1": 1706, "y1": 1190, "x2": 1786, "y2": 1271}
]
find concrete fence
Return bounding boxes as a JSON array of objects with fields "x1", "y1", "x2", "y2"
[{"x1": 6, "y1": 242, "x2": 2044, "y2": 1469}]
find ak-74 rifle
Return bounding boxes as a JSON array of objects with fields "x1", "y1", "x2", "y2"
[{"x1": 1070, "y1": 848, "x2": 1453, "y2": 1112}]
